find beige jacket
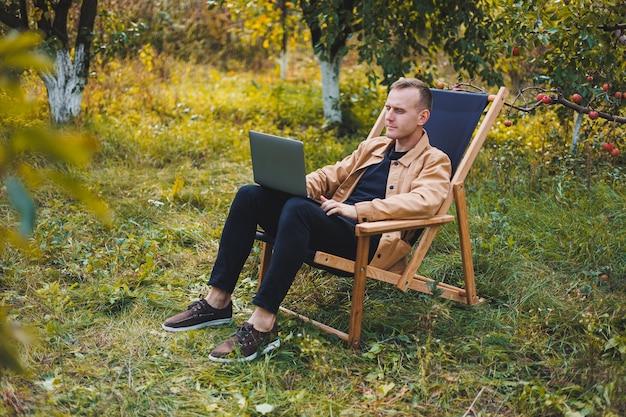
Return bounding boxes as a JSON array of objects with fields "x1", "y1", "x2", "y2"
[{"x1": 306, "y1": 133, "x2": 451, "y2": 273}]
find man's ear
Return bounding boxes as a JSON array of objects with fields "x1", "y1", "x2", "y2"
[{"x1": 417, "y1": 109, "x2": 430, "y2": 126}]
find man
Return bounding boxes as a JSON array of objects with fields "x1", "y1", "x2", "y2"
[{"x1": 163, "y1": 78, "x2": 452, "y2": 362}]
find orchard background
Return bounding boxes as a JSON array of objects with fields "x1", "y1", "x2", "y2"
[{"x1": 1, "y1": 1, "x2": 625, "y2": 416}]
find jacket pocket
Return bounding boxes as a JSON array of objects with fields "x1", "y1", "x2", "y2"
[{"x1": 369, "y1": 231, "x2": 411, "y2": 273}]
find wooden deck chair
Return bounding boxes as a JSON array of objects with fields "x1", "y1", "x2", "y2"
[{"x1": 256, "y1": 86, "x2": 508, "y2": 348}]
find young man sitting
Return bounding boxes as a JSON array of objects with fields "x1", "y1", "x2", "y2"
[{"x1": 163, "y1": 78, "x2": 451, "y2": 362}]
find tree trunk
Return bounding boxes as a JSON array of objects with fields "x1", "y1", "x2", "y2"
[
  {"x1": 40, "y1": 44, "x2": 88, "y2": 124},
  {"x1": 317, "y1": 52, "x2": 343, "y2": 126},
  {"x1": 279, "y1": 49, "x2": 288, "y2": 80},
  {"x1": 570, "y1": 111, "x2": 584, "y2": 153},
  {"x1": 279, "y1": 0, "x2": 287, "y2": 80}
]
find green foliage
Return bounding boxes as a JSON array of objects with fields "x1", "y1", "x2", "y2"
[
  {"x1": 362, "y1": 0, "x2": 502, "y2": 86},
  {"x1": 88, "y1": 1, "x2": 626, "y2": 134},
  {"x1": 0, "y1": 32, "x2": 113, "y2": 243},
  {"x1": 0, "y1": 31, "x2": 114, "y2": 375},
  {"x1": 0, "y1": 31, "x2": 52, "y2": 238},
  {"x1": 295, "y1": 0, "x2": 502, "y2": 86},
  {"x1": 0, "y1": 31, "x2": 51, "y2": 375},
  {"x1": 488, "y1": 105, "x2": 624, "y2": 190},
  {"x1": 493, "y1": 0, "x2": 626, "y2": 121}
]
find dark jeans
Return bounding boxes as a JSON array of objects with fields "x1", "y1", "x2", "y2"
[{"x1": 208, "y1": 184, "x2": 379, "y2": 314}]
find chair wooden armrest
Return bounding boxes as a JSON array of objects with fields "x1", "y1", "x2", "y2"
[
  {"x1": 312, "y1": 214, "x2": 455, "y2": 281},
  {"x1": 354, "y1": 214, "x2": 455, "y2": 236}
]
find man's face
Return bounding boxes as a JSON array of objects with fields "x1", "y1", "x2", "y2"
[{"x1": 384, "y1": 87, "x2": 429, "y2": 141}]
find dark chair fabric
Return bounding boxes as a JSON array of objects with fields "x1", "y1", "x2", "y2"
[{"x1": 426, "y1": 89, "x2": 489, "y2": 175}]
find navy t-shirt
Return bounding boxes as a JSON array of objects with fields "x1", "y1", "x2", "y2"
[{"x1": 341, "y1": 146, "x2": 408, "y2": 227}]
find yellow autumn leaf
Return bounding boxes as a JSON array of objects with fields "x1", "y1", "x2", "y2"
[
  {"x1": 377, "y1": 382, "x2": 395, "y2": 397},
  {"x1": 171, "y1": 176, "x2": 185, "y2": 199}
]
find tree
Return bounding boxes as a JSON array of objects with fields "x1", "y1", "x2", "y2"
[
  {"x1": 0, "y1": 0, "x2": 98, "y2": 124},
  {"x1": 298, "y1": 0, "x2": 500, "y2": 126},
  {"x1": 297, "y1": 0, "x2": 358, "y2": 126},
  {"x1": 213, "y1": 0, "x2": 499, "y2": 127},
  {"x1": 492, "y1": 0, "x2": 626, "y2": 151},
  {"x1": 492, "y1": 0, "x2": 625, "y2": 95},
  {"x1": 221, "y1": 0, "x2": 308, "y2": 79}
]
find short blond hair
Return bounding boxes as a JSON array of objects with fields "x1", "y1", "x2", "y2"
[{"x1": 390, "y1": 78, "x2": 432, "y2": 111}]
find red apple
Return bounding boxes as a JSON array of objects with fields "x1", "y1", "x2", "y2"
[
  {"x1": 504, "y1": 119, "x2": 512, "y2": 127},
  {"x1": 541, "y1": 95, "x2": 552, "y2": 104},
  {"x1": 437, "y1": 81, "x2": 445, "y2": 89},
  {"x1": 571, "y1": 93, "x2": 583, "y2": 103},
  {"x1": 536, "y1": 93, "x2": 546, "y2": 102},
  {"x1": 610, "y1": 148, "x2": 620, "y2": 156},
  {"x1": 602, "y1": 83, "x2": 610, "y2": 91},
  {"x1": 512, "y1": 47, "x2": 519, "y2": 56},
  {"x1": 586, "y1": 75, "x2": 594, "y2": 82},
  {"x1": 615, "y1": 92, "x2": 623, "y2": 99},
  {"x1": 589, "y1": 110, "x2": 599, "y2": 119},
  {"x1": 603, "y1": 142, "x2": 614, "y2": 151}
]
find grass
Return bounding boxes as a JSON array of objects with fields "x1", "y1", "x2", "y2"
[{"x1": 1, "y1": 57, "x2": 625, "y2": 416}]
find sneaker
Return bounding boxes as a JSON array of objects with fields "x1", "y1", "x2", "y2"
[
  {"x1": 208, "y1": 322, "x2": 280, "y2": 363},
  {"x1": 162, "y1": 299, "x2": 233, "y2": 332}
]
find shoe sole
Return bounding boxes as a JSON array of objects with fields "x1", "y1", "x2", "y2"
[
  {"x1": 161, "y1": 317, "x2": 233, "y2": 332},
  {"x1": 208, "y1": 339, "x2": 281, "y2": 363}
]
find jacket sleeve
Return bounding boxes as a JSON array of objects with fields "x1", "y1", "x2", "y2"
[{"x1": 305, "y1": 144, "x2": 363, "y2": 200}]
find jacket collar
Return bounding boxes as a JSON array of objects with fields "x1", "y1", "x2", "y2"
[{"x1": 375, "y1": 130, "x2": 431, "y2": 167}]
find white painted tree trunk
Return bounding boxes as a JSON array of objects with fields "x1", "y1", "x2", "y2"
[
  {"x1": 570, "y1": 111, "x2": 584, "y2": 153},
  {"x1": 317, "y1": 52, "x2": 343, "y2": 126},
  {"x1": 40, "y1": 44, "x2": 88, "y2": 124},
  {"x1": 279, "y1": 49, "x2": 287, "y2": 80}
]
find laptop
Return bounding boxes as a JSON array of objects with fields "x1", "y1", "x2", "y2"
[{"x1": 248, "y1": 130, "x2": 309, "y2": 198}]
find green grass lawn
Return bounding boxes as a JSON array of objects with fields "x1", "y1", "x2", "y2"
[{"x1": 1, "y1": 59, "x2": 625, "y2": 416}]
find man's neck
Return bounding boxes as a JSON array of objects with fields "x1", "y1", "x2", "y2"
[{"x1": 394, "y1": 129, "x2": 425, "y2": 152}]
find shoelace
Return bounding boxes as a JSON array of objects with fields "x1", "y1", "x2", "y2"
[
  {"x1": 234, "y1": 324, "x2": 257, "y2": 347},
  {"x1": 187, "y1": 300, "x2": 205, "y2": 311}
]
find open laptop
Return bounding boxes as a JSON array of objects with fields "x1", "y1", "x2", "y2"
[{"x1": 248, "y1": 130, "x2": 309, "y2": 198}]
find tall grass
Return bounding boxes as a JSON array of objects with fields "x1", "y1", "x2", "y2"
[{"x1": 1, "y1": 56, "x2": 624, "y2": 416}]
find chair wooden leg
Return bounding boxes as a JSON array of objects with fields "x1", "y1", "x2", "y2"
[
  {"x1": 348, "y1": 235, "x2": 370, "y2": 349},
  {"x1": 453, "y1": 183, "x2": 479, "y2": 304},
  {"x1": 258, "y1": 241, "x2": 273, "y2": 290}
]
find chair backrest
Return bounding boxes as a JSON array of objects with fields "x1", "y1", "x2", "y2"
[{"x1": 425, "y1": 89, "x2": 489, "y2": 176}]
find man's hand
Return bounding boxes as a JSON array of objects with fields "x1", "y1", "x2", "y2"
[{"x1": 320, "y1": 196, "x2": 357, "y2": 220}]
